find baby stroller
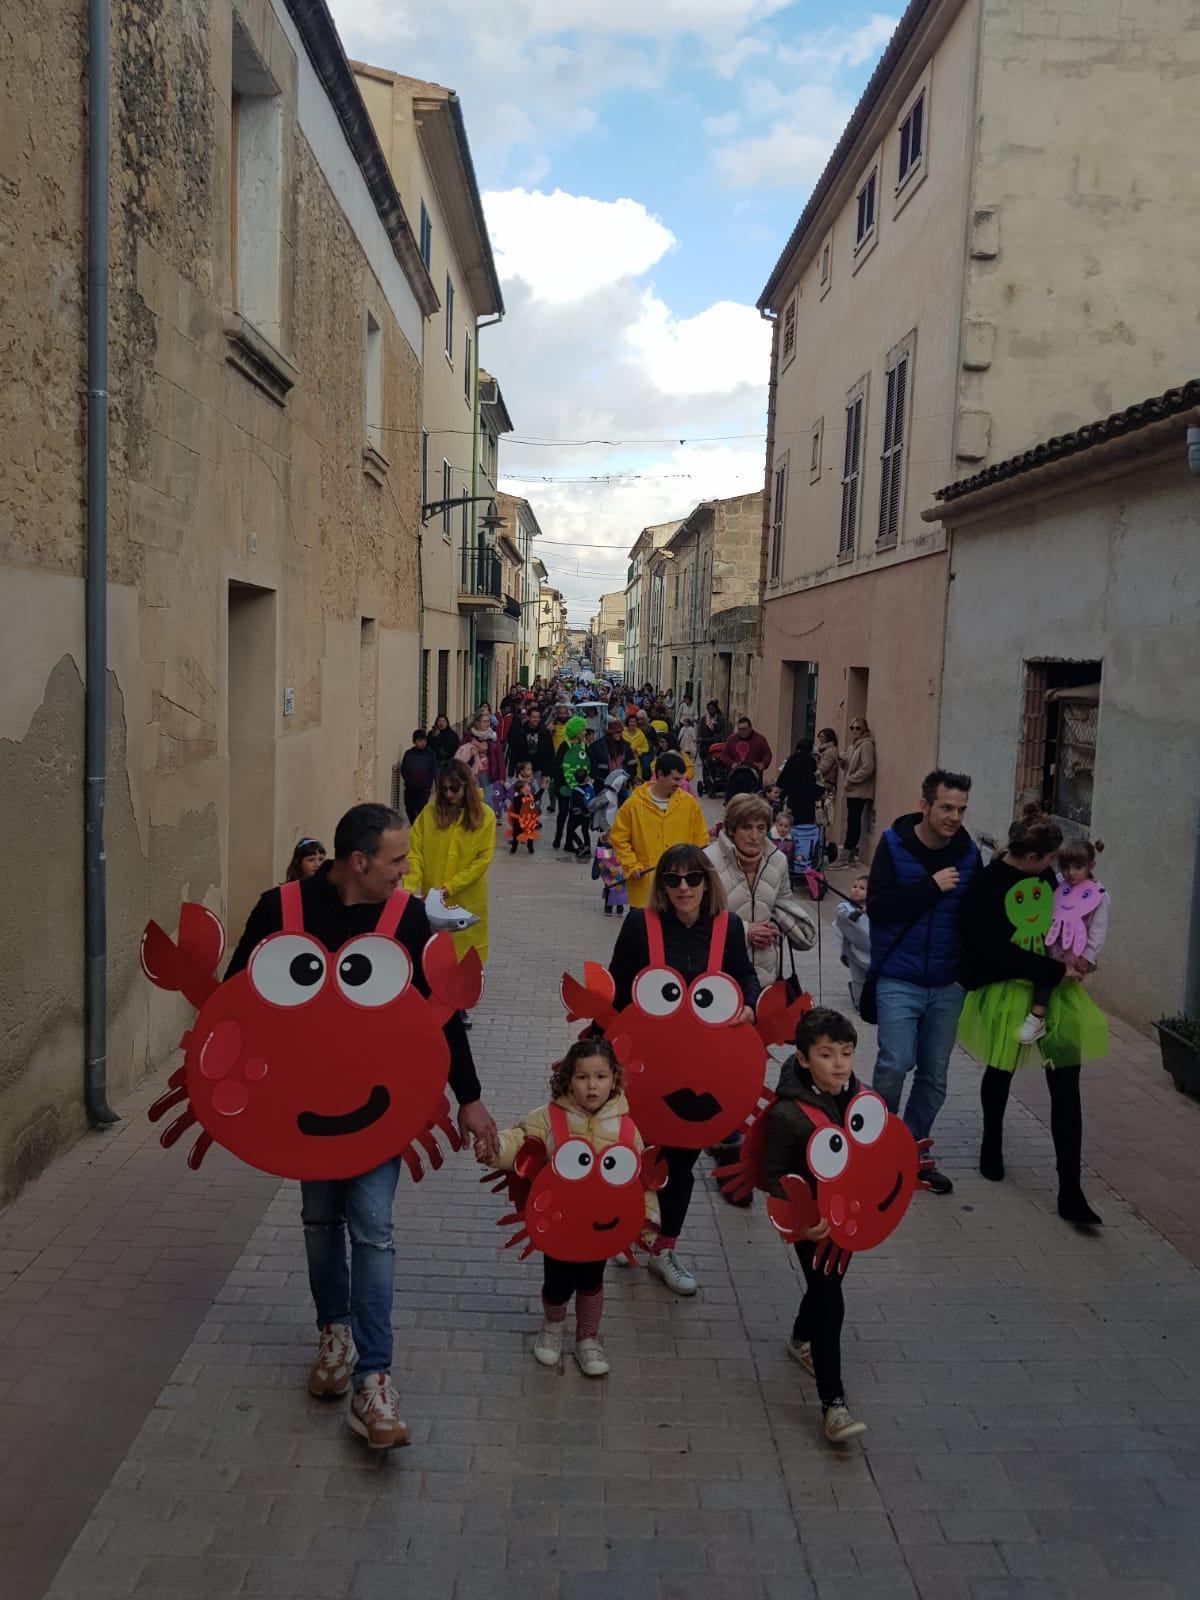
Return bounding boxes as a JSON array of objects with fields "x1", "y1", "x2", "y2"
[
  {"x1": 698, "y1": 740, "x2": 728, "y2": 798},
  {"x1": 789, "y1": 820, "x2": 834, "y2": 902}
]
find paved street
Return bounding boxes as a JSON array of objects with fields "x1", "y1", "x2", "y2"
[{"x1": 4, "y1": 836, "x2": 1200, "y2": 1600}]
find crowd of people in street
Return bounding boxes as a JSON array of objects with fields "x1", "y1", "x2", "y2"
[{"x1": 232, "y1": 669, "x2": 1110, "y2": 1454}]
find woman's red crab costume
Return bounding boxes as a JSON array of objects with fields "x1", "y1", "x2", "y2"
[
  {"x1": 140, "y1": 881, "x2": 482, "y2": 1182},
  {"x1": 715, "y1": 1088, "x2": 934, "y2": 1275},
  {"x1": 560, "y1": 910, "x2": 813, "y2": 1149},
  {"x1": 482, "y1": 1104, "x2": 668, "y2": 1262}
]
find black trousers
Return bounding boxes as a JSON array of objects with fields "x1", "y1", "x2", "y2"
[
  {"x1": 542, "y1": 1256, "x2": 606, "y2": 1305},
  {"x1": 658, "y1": 1147, "x2": 701, "y2": 1239},
  {"x1": 980, "y1": 1064, "x2": 1084, "y2": 1185},
  {"x1": 552, "y1": 792, "x2": 571, "y2": 847},
  {"x1": 844, "y1": 797, "x2": 868, "y2": 853},
  {"x1": 793, "y1": 1242, "x2": 849, "y2": 1407},
  {"x1": 565, "y1": 812, "x2": 591, "y2": 854}
]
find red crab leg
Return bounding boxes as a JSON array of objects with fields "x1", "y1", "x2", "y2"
[
  {"x1": 160, "y1": 1108, "x2": 197, "y2": 1149},
  {"x1": 187, "y1": 1132, "x2": 214, "y2": 1171},
  {"x1": 400, "y1": 1144, "x2": 426, "y2": 1183},
  {"x1": 415, "y1": 1125, "x2": 446, "y2": 1172},
  {"x1": 479, "y1": 1170, "x2": 509, "y2": 1195},
  {"x1": 148, "y1": 1084, "x2": 189, "y2": 1123},
  {"x1": 430, "y1": 1099, "x2": 463, "y2": 1153}
]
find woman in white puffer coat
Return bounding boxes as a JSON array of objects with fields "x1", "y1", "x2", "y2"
[{"x1": 705, "y1": 792, "x2": 817, "y2": 994}]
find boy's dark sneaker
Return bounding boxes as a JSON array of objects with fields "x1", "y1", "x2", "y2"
[
  {"x1": 923, "y1": 1168, "x2": 953, "y2": 1195},
  {"x1": 527, "y1": 842, "x2": 535, "y2": 854}
]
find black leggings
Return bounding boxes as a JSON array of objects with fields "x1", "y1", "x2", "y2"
[
  {"x1": 542, "y1": 1256, "x2": 606, "y2": 1305},
  {"x1": 980, "y1": 1064, "x2": 1084, "y2": 1185},
  {"x1": 658, "y1": 1147, "x2": 701, "y2": 1239},
  {"x1": 844, "y1": 797, "x2": 867, "y2": 853},
  {"x1": 793, "y1": 1242, "x2": 849, "y2": 1407},
  {"x1": 552, "y1": 792, "x2": 571, "y2": 847}
]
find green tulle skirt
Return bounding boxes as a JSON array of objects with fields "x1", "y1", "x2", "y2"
[{"x1": 957, "y1": 977, "x2": 1108, "y2": 1073}]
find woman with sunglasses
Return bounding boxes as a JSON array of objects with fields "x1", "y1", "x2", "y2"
[
  {"x1": 839, "y1": 717, "x2": 875, "y2": 868},
  {"x1": 404, "y1": 759, "x2": 496, "y2": 1026},
  {"x1": 607, "y1": 845, "x2": 760, "y2": 1295}
]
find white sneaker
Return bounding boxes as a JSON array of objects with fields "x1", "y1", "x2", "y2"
[
  {"x1": 1018, "y1": 1012, "x2": 1047, "y2": 1044},
  {"x1": 347, "y1": 1373, "x2": 410, "y2": 1450},
  {"x1": 647, "y1": 1249, "x2": 698, "y2": 1296},
  {"x1": 533, "y1": 1320, "x2": 564, "y2": 1367},
  {"x1": 308, "y1": 1321, "x2": 355, "y2": 1398},
  {"x1": 823, "y1": 1403, "x2": 867, "y2": 1444},
  {"x1": 574, "y1": 1337, "x2": 610, "y2": 1377},
  {"x1": 787, "y1": 1338, "x2": 814, "y2": 1374}
]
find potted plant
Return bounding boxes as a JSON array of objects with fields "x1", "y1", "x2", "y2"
[{"x1": 1155, "y1": 1016, "x2": 1200, "y2": 1098}]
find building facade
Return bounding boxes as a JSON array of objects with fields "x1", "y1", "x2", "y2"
[
  {"x1": 592, "y1": 591, "x2": 626, "y2": 676},
  {"x1": 352, "y1": 63, "x2": 505, "y2": 727},
  {"x1": 0, "y1": 0, "x2": 436, "y2": 1198},
  {"x1": 468, "y1": 369, "x2": 515, "y2": 708},
  {"x1": 661, "y1": 493, "x2": 763, "y2": 719},
  {"x1": 934, "y1": 383, "x2": 1200, "y2": 1028},
  {"x1": 537, "y1": 585, "x2": 566, "y2": 677},
  {"x1": 756, "y1": 0, "x2": 1200, "y2": 861},
  {"x1": 495, "y1": 493, "x2": 545, "y2": 687},
  {"x1": 624, "y1": 520, "x2": 682, "y2": 687}
]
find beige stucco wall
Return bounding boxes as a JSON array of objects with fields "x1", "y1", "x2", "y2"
[
  {"x1": 0, "y1": 0, "x2": 423, "y2": 1200},
  {"x1": 962, "y1": 0, "x2": 1200, "y2": 463}
]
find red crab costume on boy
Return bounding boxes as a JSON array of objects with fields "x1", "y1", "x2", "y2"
[
  {"x1": 140, "y1": 881, "x2": 482, "y2": 1182},
  {"x1": 561, "y1": 909, "x2": 812, "y2": 1149}
]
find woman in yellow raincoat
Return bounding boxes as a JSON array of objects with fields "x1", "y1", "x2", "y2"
[{"x1": 405, "y1": 759, "x2": 496, "y2": 975}]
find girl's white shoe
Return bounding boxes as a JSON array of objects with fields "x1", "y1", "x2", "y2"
[
  {"x1": 574, "y1": 1337, "x2": 610, "y2": 1377},
  {"x1": 1018, "y1": 1012, "x2": 1047, "y2": 1044},
  {"x1": 533, "y1": 1320, "x2": 564, "y2": 1367}
]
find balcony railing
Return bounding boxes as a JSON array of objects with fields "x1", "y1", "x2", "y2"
[{"x1": 459, "y1": 546, "x2": 502, "y2": 602}]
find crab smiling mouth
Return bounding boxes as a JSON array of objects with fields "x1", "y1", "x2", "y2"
[
  {"x1": 664, "y1": 1088, "x2": 722, "y2": 1122},
  {"x1": 877, "y1": 1170, "x2": 904, "y2": 1213},
  {"x1": 297, "y1": 1085, "x2": 390, "y2": 1137},
  {"x1": 592, "y1": 1217, "x2": 620, "y2": 1232}
]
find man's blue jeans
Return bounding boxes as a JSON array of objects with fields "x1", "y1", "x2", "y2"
[
  {"x1": 871, "y1": 979, "x2": 965, "y2": 1143},
  {"x1": 300, "y1": 1156, "x2": 402, "y2": 1384}
]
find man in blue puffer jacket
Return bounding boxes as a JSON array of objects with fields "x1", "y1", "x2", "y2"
[{"x1": 867, "y1": 769, "x2": 979, "y2": 1195}]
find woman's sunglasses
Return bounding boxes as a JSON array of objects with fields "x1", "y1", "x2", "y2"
[
  {"x1": 440, "y1": 782, "x2": 464, "y2": 794},
  {"x1": 659, "y1": 870, "x2": 705, "y2": 889}
]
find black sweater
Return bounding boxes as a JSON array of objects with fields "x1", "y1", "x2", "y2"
[
  {"x1": 776, "y1": 752, "x2": 819, "y2": 825},
  {"x1": 608, "y1": 907, "x2": 762, "y2": 1012},
  {"x1": 958, "y1": 856, "x2": 1064, "y2": 994},
  {"x1": 763, "y1": 1058, "x2": 859, "y2": 1199},
  {"x1": 225, "y1": 864, "x2": 481, "y2": 1104}
]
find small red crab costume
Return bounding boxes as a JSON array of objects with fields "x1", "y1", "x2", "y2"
[
  {"x1": 561, "y1": 909, "x2": 812, "y2": 1149},
  {"x1": 140, "y1": 879, "x2": 482, "y2": 1182},
  {"x1": 483, "y1": 1098, "x2": 667, "y2": 1261},
  {"x1": 716, "y1": 1078, "x2": 932, "y2": 1275}
]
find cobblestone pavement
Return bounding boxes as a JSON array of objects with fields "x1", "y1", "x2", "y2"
[{"x1": 5, "y1": 834, "x2": 1200, "y2": 1599}]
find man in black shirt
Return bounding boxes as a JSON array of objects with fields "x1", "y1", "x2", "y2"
[
  {"x1": 505, "y1": 704, "x2": 555, "y2": 802},
  {"x1": 225, "y1": 803, "x2": 497, "y2": 1450}
]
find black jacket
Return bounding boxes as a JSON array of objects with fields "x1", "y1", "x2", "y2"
[
  {"x1": 763, "y1": 1056, "x2": 859, "y2": 1199},
  {"x1": 776, "y1": 752, "x2": 819, "y2": 825},
  {"x1": 224, "y1": 864, "x2": 481, "y2": 1105},
  {"x1": 958, "y1": 855, "x2": 1065, "y2": 993},
  {"x1": 506, "y1": 718, "x2": 555, "y2": 775},
  {"x1": 400, "y1": 745, "x2": 438, "y2": 798},
  {"x1": 427, "y1": 726, "x2": 460, "y2": 763},
  {"x1": 608, "y1": 906, "x2": 761, "y2": 1012}
]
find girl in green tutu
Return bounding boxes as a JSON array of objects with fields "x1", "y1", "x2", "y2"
[{"x1": 958, "y1": 805, "x2": 1107, "y2": 1226}]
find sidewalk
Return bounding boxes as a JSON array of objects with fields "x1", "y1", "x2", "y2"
[{"x1": 1, "y1": 838, "x2": 1198, "y2": 1599}]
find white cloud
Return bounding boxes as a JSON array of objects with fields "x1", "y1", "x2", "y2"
[
  {"x1": 483, "y1": 190, "x2": 676, "y2": 304},
  {"x1": 783, "y1": 13, "x2": 900, "y2": 71},
  {"x1": 625, "y1": 294, "x2": 771, "y2": 398}
]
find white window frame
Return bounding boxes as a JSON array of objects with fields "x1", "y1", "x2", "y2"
[
  {"x1": 818, "y1": 229, "x2": 833, "y2": 301},
  {"x1": 895, "y1": 69, "x2": 933, "y2": 217},
  {"x1": 809, "y1": 418, "x2": 823, "y2": 484},
  {"x1": 838, "y1": 376, "x2": 868, "y2": 562},
  {"x1": 853, "y1": 164, "x2": 880, "y2": 272},
  {"x1": 419, "y1": 200, "x2": 432, "y2": 270},
  {"x1": 898, "y1": 92, "x2": 924, "y2": 189},
  {"x1": 780, "y1": 294, "x2": 798, "y2": 372},
  {"x1": 769, "y1": 454, "x2": 788, "y2": 584},
  {"x1": 231, "y1": 18, "x2": 283, "y2": 348},
  {"x1": 444, "y1": 274, "x2": 455, "y2": 362},
  {"x1": 877, "y1": 332, "x2": 915, "y2": 549}
]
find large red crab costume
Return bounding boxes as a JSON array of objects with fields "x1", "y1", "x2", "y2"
[
  {"x1": 716, "y1": 1088, "x2": 933, "y2": 1274},
  {"x1": 561, "y1": 910, "x2": 812, "y2": 1149},
  {"x1": 140, "y1": 881, "x2": 482, "y2": 1182},
  {"x1": 483, "y1": 1103, "x2": 668, "y2": 1262}
]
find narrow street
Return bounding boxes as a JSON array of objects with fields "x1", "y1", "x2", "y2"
[{"x1": 3, "y1": 835, "x2": 1200, "y2": 1600}]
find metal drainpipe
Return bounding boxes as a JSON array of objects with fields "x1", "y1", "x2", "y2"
[{"x1": 85, "y1": 0, "x2": 118, "y2": 1127}]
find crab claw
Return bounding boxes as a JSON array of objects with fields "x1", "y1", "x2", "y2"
[
  {"x1": 422, "y1": 932, "x2": 483, "y2": 1025},
  {"x1": 766, "y1": 1174, "x2": 822, "y2": 1244},
  {"x1": 561, "y1": 963, "x2": 615, "y2": 1024},
  {"x1": 640, "y1": 1146, "x2": 669, "y2": 1192},
  {"x1": 140, "y1": 904, "x2": 223, "y2": 1011},
  {"x1": 514, "y1": 1137, "x2": 548, "y2": 1181},
  {"x1": 754, "y1": 980, "x2": 813, "y2": 1048}
]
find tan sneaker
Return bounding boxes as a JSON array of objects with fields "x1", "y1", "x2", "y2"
[
  {"x1": 348, "y1": 1373, "x2": 410, "y2": 1450},
  {"x1": 787, "y1": 1338, "x2": 814, "y2": 1374},
  {"x1": 574, "y1": 1337, "x2": 610, "y2": 1378},
  {"x1": 308, "y1": 1322, "x2": 355, "y2": 1398},
  {"x1": 533, "y1": 1320, "x2": 564, "y2": 1367},
  {"x1": 823, "y1": 1403, "x2": 867, "y2": 1444}
]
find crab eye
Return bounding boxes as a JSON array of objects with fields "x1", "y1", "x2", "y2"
[
  {"x1": 249, "y1": 934, "x2": 327, "y2": 1008},
  {"x1": 633, "y1": 967, "x2": 684, "y2": 1018},
  {"x1": 845, "y1": 1092, "x2": 887, "y2": 1146},
  {"x1": 688, "y1": 973, "x2": 741, "y2": 1025},
  {"x1": 552, "y1": 1139, "x2": 595, "y2": 1181},
  {"x1": 808, "y1": 1127, "x2": 850, "y2": 1182},
  {"x1": 599, "y1": 1146, "x2": 638, "y2": 1186},
  {"x1": 334, "y1": 936, "x2": 412, "y2": 1008}
]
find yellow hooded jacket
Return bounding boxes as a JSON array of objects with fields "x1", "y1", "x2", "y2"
[
  {"x1": 404, "y1": 804, "x2": 496, "y2": 961},
  {"x1": 488, "y1": 1090, "x2": 659, "y2": 1227},
  {"x1": 609, "y1": 783, "x2": 711, "y2": 908}
]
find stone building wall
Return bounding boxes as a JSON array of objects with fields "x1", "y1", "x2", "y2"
[{"x1": 0, "y1": 0, "x2": 426, "y2": 1200}]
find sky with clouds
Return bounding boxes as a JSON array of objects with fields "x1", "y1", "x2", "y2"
[{"x1": 330, "y1": 1, "x2": 901, "y2": 624}]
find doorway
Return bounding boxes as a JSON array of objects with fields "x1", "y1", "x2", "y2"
[
  {"x1": 227, "y1": 583, "x2": 276, "y2": 937},
  {"x1": 788, "y1": 660, "x2": 819, "y2": 750}
]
